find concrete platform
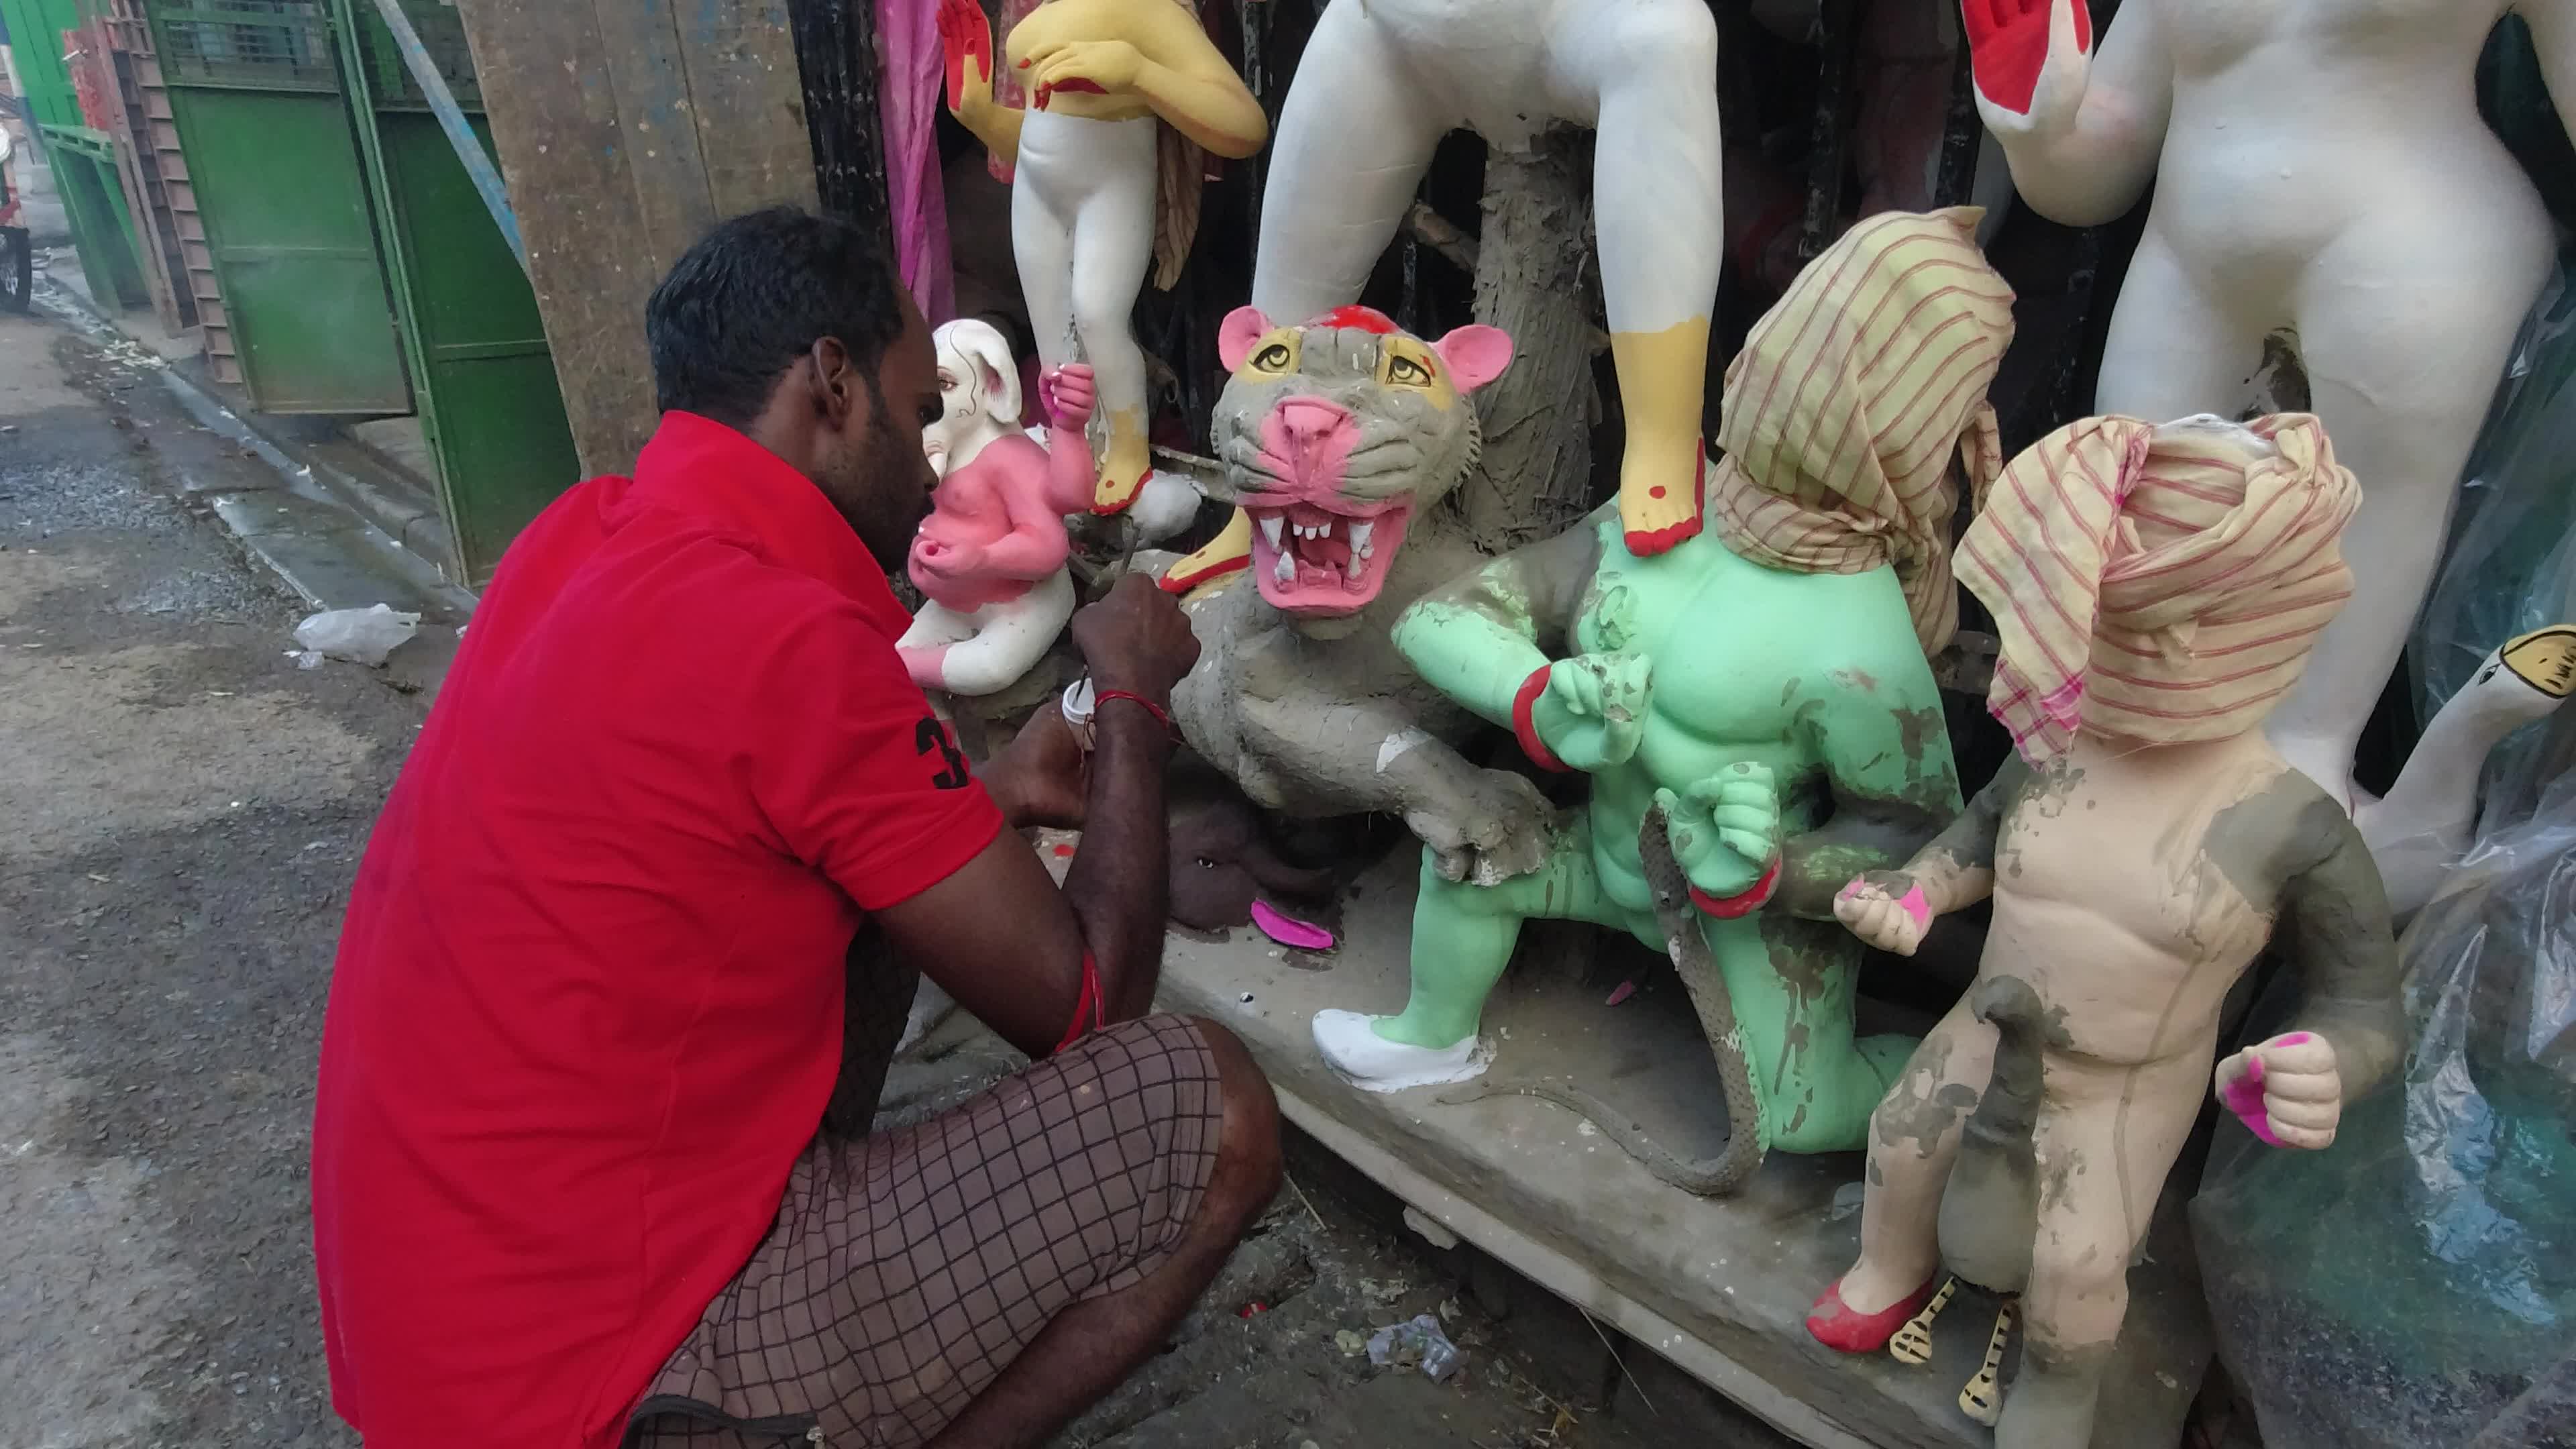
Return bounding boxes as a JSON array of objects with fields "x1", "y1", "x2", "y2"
[{"x1": 1156, "y1": 851, "x2": 2214, "y2": 1449}]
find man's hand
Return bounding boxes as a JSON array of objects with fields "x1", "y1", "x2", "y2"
[
  {"x1": 1834, "y1": 871, "x2": 1933, "y2": 956},
  {"x1": 1073, "y1": 572, "x2": 1201, "y2": 704},
  {"x1": 1655, "y1": 762, "x2": 1780, "y2": 899},
  {"x1": 938, "y1": 0, "x2": 996, "y2": 115},
  {"x1": 1020, "y1": 38, "x2": 1146, "y2": 109},
  {"x1": 2215, "y1": 1031, "x2": 2343, "y2": 1150},
  {"x1": 982, "y1": 702, "x2": 1088, "y2": 830},
  {"x1": 1040, "y1": 364, "x2": 1096, "y2": 431},
  {"x1": 1529, "y1": 653, "x2": 1652, "y2": 771},
  {"x1": 1963, "y1": 0, "x2": 2092, "y2": 129}
]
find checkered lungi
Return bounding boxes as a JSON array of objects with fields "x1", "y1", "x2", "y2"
[{"x1": 624, "y1": 1014, "x2": 1224, "y2": 1448}]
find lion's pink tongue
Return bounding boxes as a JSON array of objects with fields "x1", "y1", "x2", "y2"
[{"x1": 1295, "y1": 532, "x2": 1352, "y2": 569}]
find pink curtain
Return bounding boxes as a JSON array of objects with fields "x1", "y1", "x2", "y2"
[{"x1": 879, "y1": 0, "x2": 957, "y2": 325}]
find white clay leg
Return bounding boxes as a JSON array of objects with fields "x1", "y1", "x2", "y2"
[
  {"x1": 1010, "y1": 115, "x2": 1084, "y2": 374},
  {"x1": 1842, "y1": 998, "x2": 1993, "y2": 1314},
  {"x1": 898, "y1": 600, "x2": 979, "y2": 653},
  {"x1": 1249, "y1": 0, "x2": 1451, "y2": 321},
  {"x1": 2091, "y1": 231, "x2": 2271, "y2": 425},
  {"x1": 928, "y1": 570, "x2": 1079, "y2": 698},
  {"x1": 2267, "y1": 227, "x2": 2554, "y2": 804},
  {"x1": 1546, "y1": 0, "x2": 1722, "y2": 337},
  {"x1": 1063, "y1": 116, "x2": 1159, "y2": 456}
]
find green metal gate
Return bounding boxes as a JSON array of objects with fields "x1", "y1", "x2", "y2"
[
  {"x1": 145, "y1": 0, "x2": 407, "y2": 413},
  {"x1": 332, "y1": 0, "x2": 576, "y2": 584},
  {"x1": 1, "y1": 0, "x2": 152, "y2": 309}
]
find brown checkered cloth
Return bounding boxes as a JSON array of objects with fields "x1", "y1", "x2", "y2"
[{"x1": 625, "y1": 1014, "x2": 1223, "y2": 1448}]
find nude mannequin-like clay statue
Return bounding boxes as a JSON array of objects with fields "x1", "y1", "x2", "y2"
[
  {"x1": 1159, "y1": 0, "x2": 1727, "y2": 592},
  {"x1": 1809, "y1": 414, "x2": 2407, "y2": 1449},
  {"x1": 897, "y1": 321, "x2": 1098, "y2": 697},
  {"x1": 1957, "y1": 0, "x2": 2576, "y2": 837},
  {"x1": 1311, "y1": 214, "x2": 2013, "y2": 1180},
  {"x1": 938, "y1": 0, "x2": 1266, "y2": 519}
]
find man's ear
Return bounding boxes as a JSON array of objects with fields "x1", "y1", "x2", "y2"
[{"x1": 810, "y1": 337, "x2": 857, "y2": 425}]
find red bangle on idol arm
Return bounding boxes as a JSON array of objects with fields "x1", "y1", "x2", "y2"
[
  {"x1": 1689, "y1": 858, "x2": 1782, "y2": 919},
  {"x1": 1093, "y1": 688, "x2": 1179, "y2": 742},
  {"x1": 1053, "y1": 951, "x2": 1106, "y2": 1056},
  {"x1": 1511, "y1": 665, "x2": 1570, "y2": 773}
]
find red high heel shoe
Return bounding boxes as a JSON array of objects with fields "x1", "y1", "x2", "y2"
[{"x1": 1805, "y1": 1274, "x2": 1937, "y2": 1354}]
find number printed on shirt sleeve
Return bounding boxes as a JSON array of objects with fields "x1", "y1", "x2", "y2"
[{"x1": 916, "y1": 715, "x2": 972, "y2": 790}]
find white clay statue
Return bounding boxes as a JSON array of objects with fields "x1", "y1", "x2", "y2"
[
  {"x1": 898, "y1": 319, "x2": 1097, "y2": 698},
  {"x1": 940, "y1": 0, "x2": 1267, "y2": 520},
  {"x1": 1960, "y1": 0, "x2": 2576, "y2": 839}
]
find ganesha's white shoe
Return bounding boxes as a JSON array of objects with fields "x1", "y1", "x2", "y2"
[{"x1": 1311, "y1": 1009, "x2": 1488, "y2": 1093}]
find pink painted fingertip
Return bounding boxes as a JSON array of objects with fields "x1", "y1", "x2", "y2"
[
  {"x1": 1836, "y1": 875, "x2": 1868, "y2": 902},
  {"x1": 2276, "y1": 1030, "x2": 2313, "y2": 1046},
  {"x1": 2222, "y1": 1053, "x2": 2288, "y2": 1147},
  {"x1": 1250, "y1": 900, "x2": 1336, "y2": 952},
  {"x1": 1898, "y1": 885, "x2": 1931, "y2": 929}
]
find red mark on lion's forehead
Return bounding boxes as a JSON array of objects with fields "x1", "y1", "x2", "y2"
[{"x1": 1308, "y1": 305, "x2": 1399, "y2": 335}]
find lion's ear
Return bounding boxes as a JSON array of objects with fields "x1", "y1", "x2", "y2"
[
  {"x1": 1432, "y1": 325, "x2": 1513, "y2": 393},
  {"x1": 1219, "y1": 307, "x2": 1276, "y2": 372}
]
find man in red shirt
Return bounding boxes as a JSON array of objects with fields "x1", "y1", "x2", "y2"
[{"x1": 311, "y1": 207, "x2": 1281, "y2": 1448}]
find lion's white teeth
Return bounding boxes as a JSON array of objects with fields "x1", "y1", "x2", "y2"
[
  {"x1": 1274, "y1": 549, "x2": 1295, "y2": 584},
  {"x1": 1349, "y1": 520, "x2": 1373, "y2": 559},
  {"x1": 1259, "y1": 515, "x2": 1283, "y2": 549}
]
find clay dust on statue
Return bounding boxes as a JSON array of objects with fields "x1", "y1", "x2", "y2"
[
  {"x1": 1809, "y1": 413, "x2": 2411, "y2": 1449},
  {"x1": 1310, "y1": 211, "x2": 2015, "y2": 1196},
  {"x1": 938, "y1": 0, "x2": 1265, "y2": 522},
  {"x1": 1167, "y1": 305, "x2": 1562, "y2": 894},
  {"x1": 1159, "y1": 0, "x2": 1731, "y2": 593},
  {"x1": 1957, "y1": 0, "x2": 2576, "y2": 833}
]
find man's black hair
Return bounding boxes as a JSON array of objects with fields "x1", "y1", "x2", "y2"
[{"x1": 645, "y1": 206, "x2": 908, "y2": 427}]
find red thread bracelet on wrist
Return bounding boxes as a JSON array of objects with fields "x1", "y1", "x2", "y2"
[
  {"x1": 1511, "y1": 666, "x2": 1570, "y2": 773},
  {"x1": 1093, "y1": 688, "x2": 1179, "y2": 742},
  {"x1": 1689, "y1": 857, "x2": 1782, "y2": 919},
  {"x1": 1053, "y1": 950, "x2": 1106, "y2": 1056}
]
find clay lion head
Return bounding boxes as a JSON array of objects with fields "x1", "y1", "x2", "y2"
[{"x1": 1208, "y1": 305, "x2": 1511, "y2": 617}]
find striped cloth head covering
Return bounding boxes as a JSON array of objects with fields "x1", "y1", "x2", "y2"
[
  {"x1": 1709, "y1": 207, "x2": 2017, "y2": 655},
  {"x1": 1959, "y1": 413, "x2": 2361, "y2": 764}
]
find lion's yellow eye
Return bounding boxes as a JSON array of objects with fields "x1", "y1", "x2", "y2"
[
  {"x1": 1386, "y1": 354, "x2": 1434, "y2": 386},
  {"x1": 1252, "y1": 343, "x2": 1294, "y2": 372}
]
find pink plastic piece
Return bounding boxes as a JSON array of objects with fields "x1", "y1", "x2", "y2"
[
  {"x1": 2221, "y1": 1053, "x2": 2288, "y2": 1147},
  {"x1": 1250, "y1": 900, "x2": 1336, "y2": 952},
  {"x1": 1897, "y1": 884, "x2": 1931, "y2": 929},
  {"x1": 1605, "y1": 980, "x2": 1638, "y2": 1008}
]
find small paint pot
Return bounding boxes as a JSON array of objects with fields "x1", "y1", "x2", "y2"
[{"x1": 1062, "y1": 677, "x2": 1098, "y2": 753}]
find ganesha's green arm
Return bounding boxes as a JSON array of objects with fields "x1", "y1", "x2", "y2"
[
  {"x1": 1773, "y1": 663, "x2": 1968, "y2": 920},
  {"x1": 1392, "y1": 516, "x2": 1607, "y2": 727}
]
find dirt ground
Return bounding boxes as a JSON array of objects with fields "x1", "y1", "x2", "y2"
[{"x1": 0, "y1": 304, "x2": 1750, "y2": 1448}]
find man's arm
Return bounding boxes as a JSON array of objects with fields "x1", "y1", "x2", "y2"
[{"x1": 876, "y1": 576, "x2": 1195, "y2": 1057}]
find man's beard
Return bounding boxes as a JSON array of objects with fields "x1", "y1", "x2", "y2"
[{"x1": 828, "y1": 415, "x2": 932, "y2": 573}]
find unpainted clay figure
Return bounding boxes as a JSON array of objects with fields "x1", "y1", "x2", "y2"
[
  {"x1": 1168, "y1": 305, "x2": 1560, "y2": 888},
  {"x1": 898, "y1": 319, "x2": 1097, "y2": 696},
  {"x1": 1161, "y1": 0, "x2": 1727, "y2": 592},
  {"x1": 1312, "y1": 213, "x2": 2012, "y2": 1174},
  {"x1": 938, "y1": 0, "x2": 1266, "y2": 517},
  {"x1": 1811, "y1": 414, "x2": 2408, "y2": 1449},
  {"x1": 1957, "y1": 0, "x2": 2576, "y2": 826}
]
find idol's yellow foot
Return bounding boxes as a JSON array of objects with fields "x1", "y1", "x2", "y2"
[
  {"x1": 1608, "y1": 317, "x2": 1715, "y2": 557},
  {"x1": 1160, "y1": 506, "x2": 1252, "y2": 594},
  {"x1": 1091, "y1": 408, "x2": 1152, "y2": 515},
  {"x1": 1617, "y1": 437, "x2": 1707, "y2": 556}
]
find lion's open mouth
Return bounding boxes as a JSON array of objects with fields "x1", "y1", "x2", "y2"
[{"x1": 1246, "y1": 501, "x2": 1411, "y2": 616}]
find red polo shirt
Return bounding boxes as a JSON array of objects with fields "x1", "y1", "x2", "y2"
[{"x1": 311, "y1": 413, "x2": 1001, "y2": 1448}]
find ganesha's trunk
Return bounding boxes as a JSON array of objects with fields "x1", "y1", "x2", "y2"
[{"x1": 1937, "y1": 977, "x2": 2047, "y2": 1295}]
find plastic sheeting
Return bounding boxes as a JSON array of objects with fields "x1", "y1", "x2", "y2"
[
  {"x1": 2194, "y1": 775, "x2": 2576, "y2": 1448},
  {"x1": 2410, "y1": 249, "x2": 2576, "y2": 827}
]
